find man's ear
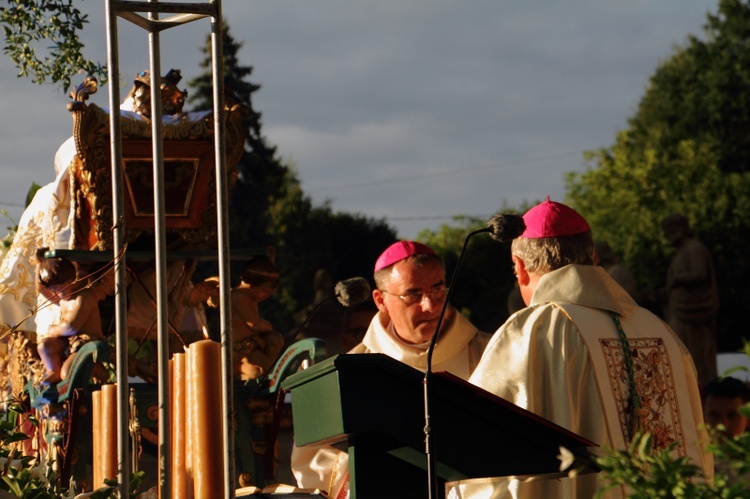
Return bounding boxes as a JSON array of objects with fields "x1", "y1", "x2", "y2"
[
  {"x1": 512, "y1": 255, "x2": 530, "y2": 286},
  {"x1": 372, "y1": 289, "x2": 387, "y2": 313}
]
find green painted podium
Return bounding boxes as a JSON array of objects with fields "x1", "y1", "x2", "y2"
[{"x1": 281, "y1": 354, "x2": 595, "y2": 499}]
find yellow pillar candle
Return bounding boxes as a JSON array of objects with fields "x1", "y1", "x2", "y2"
[
  {"x1": 171, "y1": 353, "x2": 189, "y2": 498},
  {"x1": 186, "y1": 346, "x2": 195, "y2": 496},
  {"x1": 100, "y1": 383, "x2": 118, "y2": 486},
  {"x1": 91, "y1": 389, "x2": 101, "y2": 490},
  {"x1": 189, "y1": 340, "x2": 224, "y2": 498}
]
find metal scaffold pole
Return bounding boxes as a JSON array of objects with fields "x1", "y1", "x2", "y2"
[
  {"x1": 105, "y1": 1, "x2": 232, "y2": 496},
  {"x1": 104, "y1": 2, "x2": 131, "y2": 498},
  {"x1": 145, "y1": 3, "x2": 171, "y2": 495},
  {"x1": 209, "y1": 3, "x2": 238, "y2": 498}
]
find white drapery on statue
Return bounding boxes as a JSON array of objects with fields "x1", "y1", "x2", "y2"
[{"x1": 0, "y1": 137, "x2": 77, "y2": 334}]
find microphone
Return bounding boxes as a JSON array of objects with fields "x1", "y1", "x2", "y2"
[
  {"x1": 334, "y1": 277, "x2": 371, "y2": 308},
  {"x1": 486, "y1": 213, "x2": 526, "y2": 242},
  {"x1": 423, "y1": 215, "x2": 521, "y2": 498},
  {"x1": 281, "y1": 276, "x2": 371, "y2": 356},
  {"x1": 233, "y1": 276, "x2": 371, "y2": 416}
]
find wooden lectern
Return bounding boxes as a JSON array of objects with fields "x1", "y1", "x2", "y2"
[{"x1": 281, "y1": 354, "x2": 595, "y2": 499}]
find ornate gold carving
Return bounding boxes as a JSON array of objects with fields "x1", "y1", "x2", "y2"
[
  {"x1": 68, "y1": 77, "x2": 247, "y2": 251},
  {"x1": 126, "y1": 69, "x2": 188, "y2": 118},
  {"x1": 6, "y1": 331, "x2": 44, "y2": 397},
  {"x1": 67, "y1": 76, "x2": 98, "y2": 113}
]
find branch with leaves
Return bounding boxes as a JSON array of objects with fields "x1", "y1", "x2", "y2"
[{"x1": 0, "y1": 1, "x2": 106, "y2": 91}]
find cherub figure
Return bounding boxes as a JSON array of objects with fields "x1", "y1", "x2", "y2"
[
  {"x1": 34, "y1": 249, "x2": 113, "y2": 384},
  {"x1": 203, "y1": 255, "x2": 284, "y2": 381}
]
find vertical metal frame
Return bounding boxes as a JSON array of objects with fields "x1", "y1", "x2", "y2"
[
  {"x1": 209, "y1": 3, "x2": 238, "y2": 495},
  {"x1": 104, "y1": 3, "x2": 130, "y2": 497},
  {"x1": 105, "y1": 1, "x2": 234, "y2": 497}
]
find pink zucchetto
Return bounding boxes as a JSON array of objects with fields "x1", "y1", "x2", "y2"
[
  {"x1": 374, "y1": 241, "x2": 436, "y2": 272},
  {"x1": 521, "y1": 196, "x2": 590, "y2": 239}
]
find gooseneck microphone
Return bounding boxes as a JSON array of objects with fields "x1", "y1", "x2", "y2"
[
  {"x1": 334, "y1": 277, "x2": 372, "y2": 308},
  {"x1": 234, "y1": 276, "x2": 371, "y2": 417},
  {"x1": 486, "y1": 213, "x2": 527, "y2": 243},
  {"x1": 423, "y1": 214, "x2": 525, "y2": 499}
]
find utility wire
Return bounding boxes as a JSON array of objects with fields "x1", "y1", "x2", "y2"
[
  {"x1": 308, "y1": 149, "x2": 585, "y2": 194},
  {"x1": 1, "y1": 150, "x2": 588, "y2": 223},
  {"x1": 387, "y1": 214, "x2": 494, "y2": 221}
]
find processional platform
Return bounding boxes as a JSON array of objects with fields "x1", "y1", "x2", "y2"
[{"x1": 282, "y1": 353, "x2": 595, "y2": 499}]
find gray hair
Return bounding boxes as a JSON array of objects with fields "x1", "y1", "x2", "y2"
[{"x1": 511, "y1": 231, "x2": 596, "y2": 274}]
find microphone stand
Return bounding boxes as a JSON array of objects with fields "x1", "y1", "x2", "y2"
[{"x1": 424, "y1": 227, "x2": 490, "y2": 499}]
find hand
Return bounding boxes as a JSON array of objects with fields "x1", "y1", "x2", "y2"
[{"x1": 188, "y1": 280, "x2": 219, "y2": 307}]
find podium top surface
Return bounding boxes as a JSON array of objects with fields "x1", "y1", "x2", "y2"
[
  {"x1": 281, "y1": 352, "x2": 421, "y2": 390},
  {"x1": 284, "y1": 353, "x2": 595, "y2": 448},
  {"x1": 282, "y1": 353, "x2": 596, "y2": 482}
]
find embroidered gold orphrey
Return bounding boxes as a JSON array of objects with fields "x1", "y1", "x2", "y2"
[{"x1": 600, "y1": 337, "x2": 686, "y2": 456}]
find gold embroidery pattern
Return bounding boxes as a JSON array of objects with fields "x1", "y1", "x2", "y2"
[
  {"x1": 0, "y1": 211, "x2": 51, "y2": 328},
  {"x1": 601, "y1": 337, "x2": 685, "y2": 455}
]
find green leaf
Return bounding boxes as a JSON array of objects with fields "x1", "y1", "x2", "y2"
[
  {"x1": 3, "y1": 432, "x2": 29, "y2": 445},
  {"x1": 1, "y1": 475, "x2": 23, "y2": 496},
  {"x1": 24, "y1": 183, "x2": 41, "y2": 208}
]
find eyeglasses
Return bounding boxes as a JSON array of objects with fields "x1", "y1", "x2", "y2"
[{"x1": 380, "y1": 286, "x2": 449, "y2": 306}]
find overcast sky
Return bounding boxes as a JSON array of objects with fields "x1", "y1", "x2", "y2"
[{"x1": 0, "y1": 1, "x2": 717, "y2": 240}]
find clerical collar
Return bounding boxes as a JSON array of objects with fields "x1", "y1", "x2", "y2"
[{"x1": 388, "y1": 322, "x2": 431, "y2": 350}]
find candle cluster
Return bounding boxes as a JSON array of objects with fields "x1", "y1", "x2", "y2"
[
  {"x1": 91, "y1": 339, "x2": 225, "y2": 496},
  {"x1": 172, "y1": 339, "x2": 225, "y2": 498}
]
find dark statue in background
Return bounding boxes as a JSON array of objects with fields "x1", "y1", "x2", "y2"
[{"x1": 661, "y1": 213, "x2": 719, "y2": 385}]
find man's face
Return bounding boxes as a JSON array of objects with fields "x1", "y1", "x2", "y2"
[
  {"x1": 373, "y1": 258, "x2": 447, "y2": 345},
  {"x1": 703, "y1": 395, "x2": 748, "y2": 438}
]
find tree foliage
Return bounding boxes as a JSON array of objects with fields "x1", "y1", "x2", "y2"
[
  {"x1": 268, "y1": 187, "x2": 395, "y2": 320},
  {"x1": 188, "y1": 24, "x2": 285, "y2": 252},
  {"x1": 0, "y1": 1, "x2": 105, "y2": 90},
  {"x1": 593, "y1": 430, "x2": 750, "y2": 498},
  {"x1": 417, "y1": 215, "x2": 520, "y2": 333},
  {"x1": 566, "y1": 0, "x2": 750, "y2": 350}
]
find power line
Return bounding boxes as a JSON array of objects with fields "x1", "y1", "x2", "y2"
[
  {"x1": 0, "y1": 202, "x2": 25, "y2": 209},
  {"x1": 307, "y1": 149, "x2": 586, "y2": 194},
  {"x1": 0, "y1": 150, "x2": 585, "y2": 225},
  {"x1": 387, "y1": 214, "x2": 494, "y2": 222}
]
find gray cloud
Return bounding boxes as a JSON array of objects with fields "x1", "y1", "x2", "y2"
[{"x1": 0, "y1": 1, "x2": 714, "y2": 238}]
